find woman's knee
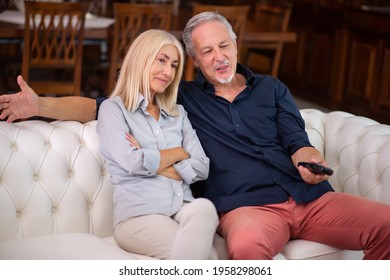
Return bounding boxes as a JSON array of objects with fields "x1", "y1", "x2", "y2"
[
  {"x1": 113, "y1": 216, "x2": 175, "y2": 259},
  {"x1": 186, "y1": 198, "x2": 219, "y2": 223}
]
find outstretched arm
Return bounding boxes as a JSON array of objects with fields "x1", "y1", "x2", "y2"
[{"x1": 0, "y1": 75, "x2": 97, "y2": 123}]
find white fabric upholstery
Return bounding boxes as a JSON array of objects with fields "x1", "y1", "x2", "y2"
[
  {"x1": 0, "y1": 233, "x2": 137, "y2": 260},
  {"x1": 1, "y1": 109, "x2": 389, "y2": 260}
]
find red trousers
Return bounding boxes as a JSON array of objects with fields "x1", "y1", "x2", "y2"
[{"x1": 218, "y1": 192, "x2": 390, "y2": 259}]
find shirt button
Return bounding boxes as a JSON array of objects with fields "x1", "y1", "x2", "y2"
[
  {"x1": 155, "y1": 130, "x2": 159, "y2": 134},
  {"x1": 235, "y1": 124, "x2": 239, "y2": 127}
]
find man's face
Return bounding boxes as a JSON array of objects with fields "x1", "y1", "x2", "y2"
[{"x1": 191, "y1": 20, "x2": 238, "y2": 85}]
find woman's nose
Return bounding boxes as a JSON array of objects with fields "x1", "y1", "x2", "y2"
[{"x1": 162, "y1": 65, "x2": 173, "y2": 76}]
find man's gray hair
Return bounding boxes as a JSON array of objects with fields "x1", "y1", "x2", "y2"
[{"x1": 182, "y1": 11, "x2": 237, "y2": 57}]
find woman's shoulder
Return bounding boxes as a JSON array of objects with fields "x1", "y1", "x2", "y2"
[
  {"x1": 100, "y1": 96, "x2": 123, "y2": 109},
  {"x1": 174, "y1": 103, "x2": 187, "y2": 116}
]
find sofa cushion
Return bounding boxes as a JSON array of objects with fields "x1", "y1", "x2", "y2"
[
  {"x1": 0, "y1": 233, "x2": 138, "y2": 260},
  {"x1": 0, "y1": 120, "x2": 114, "y2": 241},
  {"x1": 281, "y1": 239, "x2": 363, "y2": 260}
]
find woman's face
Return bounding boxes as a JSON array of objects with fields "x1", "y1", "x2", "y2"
[{"x1": 149, "y1": 44, "x2": 179, "y2": 95}]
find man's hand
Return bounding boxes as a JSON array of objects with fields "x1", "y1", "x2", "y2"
[
  {"x1": 0, "y1": 75, "x2": 39, "y2": 122},
  {"x1": 292, "y1": 146, "x2": 329, "y2": 184}
]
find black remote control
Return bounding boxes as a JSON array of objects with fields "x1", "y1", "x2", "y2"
[{"x1": 298, "y1": 162, "x2": 334, "y2": 176}]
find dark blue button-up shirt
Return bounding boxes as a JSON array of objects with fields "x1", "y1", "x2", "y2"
[
  {"x1": 97, "y1": 64, "x2": 333, "y2": 212},
  {"x1": 177, "y1": 64, "x2": 333, "y2": 212}
]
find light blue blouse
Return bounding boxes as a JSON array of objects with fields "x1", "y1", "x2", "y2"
[{"x1": 97, "y1": 95, "x2": 210, "y2": 228}]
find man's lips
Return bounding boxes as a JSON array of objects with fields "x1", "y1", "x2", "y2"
[{"x1": 215, "y1": 64, "x2": 229, "y2": 71}]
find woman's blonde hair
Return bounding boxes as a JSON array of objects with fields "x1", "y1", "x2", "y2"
[{"x1": 110, "y1": 29, "x2": 184, "y2": 115}]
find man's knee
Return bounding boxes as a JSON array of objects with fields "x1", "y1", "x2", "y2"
[{"x1": 226, "y1": 227, "x2": 274, "y2": 260}]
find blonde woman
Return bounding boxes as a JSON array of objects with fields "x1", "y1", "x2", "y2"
[{"x1": 96, "y1": 29, "x2": 218, "y2": 259}]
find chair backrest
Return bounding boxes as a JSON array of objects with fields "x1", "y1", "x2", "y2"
[
  {"x1": 130, "y1": 0, "x2": 179, "y2": 16},
  {"x1": 107, "y1": 2, "x2": 173, "y2": 94},
  {"x1": 184, "y1": 4, "x2": 250, "y2": 81},
  {"x1": 243, "y1": 0, "x2": 293, "y2": 77},
  {"x1": 21, "y1": 1, "x2": 89, "y2": 96},
  {"x1": 86, "y1": 0, "x2": 108, "y2": 16},
  {"x1": 253, "y1": 0, "x2": 292, "y2": 32}
]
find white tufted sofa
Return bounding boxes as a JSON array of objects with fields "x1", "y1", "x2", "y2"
[{"x1": 1, "y1": 109, "x2": 390, "y2": 260}]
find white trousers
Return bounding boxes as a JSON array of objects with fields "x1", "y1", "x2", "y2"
[{"x1": 114, "y1": 198, "x2": 219, "y2": 259}]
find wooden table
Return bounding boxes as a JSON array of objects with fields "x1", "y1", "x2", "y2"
[
  {"x1": 0, "y1": 10, "x2": 115, "y2": 40},
  {"x1": 1, "y1": 10, "x2": 297, "y2": 43}
]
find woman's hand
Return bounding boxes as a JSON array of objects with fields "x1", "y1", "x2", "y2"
[
  {"x1": 158, "y1": 166, "x2": 182, "y2": 181},
  {"x1": 125, "y1": 132, "x2": 141, "y2": 150},
  {"x1": 125, "y1": 132, "x2": 187, "y2": 178}
]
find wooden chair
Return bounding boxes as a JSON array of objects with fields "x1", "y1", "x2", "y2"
[
  {"x1": 243, "y1": 0, "x2": 293, "y2": 77},
  {"x1": 21, "y1": 1, "x2": 89, "y2": 96},
  {"x1": 130, "y1": 0, "x2": 180, "y2": 16},
  {"x1": 184, "y1": 4, "x2": 250, "y2": 81},
  {"x1": 107, "y1": 2, "x2": 173, "y2": 94}
]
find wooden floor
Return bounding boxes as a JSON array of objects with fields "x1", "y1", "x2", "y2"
[{"x1": 294, "y1": 97, "x2": 330, "y2": 112}]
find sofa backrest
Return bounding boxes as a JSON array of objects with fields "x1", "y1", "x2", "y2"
[
  {"x1": 1, "y1": 109, "x2": 390, "y2": 242},
  {"x1": 301, "y1": 109, "x2": 390, "y2": 204},
  {"x1": 0, "y1": 120, "x2": 113, "y2": 242}
]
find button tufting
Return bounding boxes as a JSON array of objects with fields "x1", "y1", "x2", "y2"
[
  {"x1": 51, "y1": 206, "x2": 56, "y2": 213},
  {"x1": 15, "y1": 210, "x2": 21, "y2": 217}
]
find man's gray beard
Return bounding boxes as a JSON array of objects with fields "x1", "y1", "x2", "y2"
[{"x1": 217, "y1": 73, "x2": 234, "y2": 84}]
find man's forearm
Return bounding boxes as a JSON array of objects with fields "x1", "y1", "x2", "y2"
[
  {"x1": 291, "y1": 146, "x2": 324, "y2": 167},
  {"x1": 39, "y1": 96, "x2": 97, "y2": 122}
]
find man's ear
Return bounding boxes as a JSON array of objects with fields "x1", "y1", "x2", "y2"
[{"x1": 191, "y1": 55, "x2": 199, "y2": 68}]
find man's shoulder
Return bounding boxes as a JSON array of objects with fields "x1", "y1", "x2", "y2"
[
  {"x1": 178, "y1": 80, "x2": 199, "y2": 101},
  {"x1": 179, "y1": 79, "x2": 195, "y2": 92},
  {"x1": 96, "y1": 96, "x2": 108, "y2": 109}
]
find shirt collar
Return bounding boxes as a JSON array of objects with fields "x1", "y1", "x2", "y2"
[{"x1": 137, "y1": 93, "x2": 172, "y2": 118}]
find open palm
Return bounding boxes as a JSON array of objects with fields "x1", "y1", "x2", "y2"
[{"x1": 0, "y1": 75, "x2": 39, "y2": 122}]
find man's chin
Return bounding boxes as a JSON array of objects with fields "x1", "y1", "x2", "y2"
[{"x1": 217, "y1": 73, "x2": 234, "y2": 84}]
